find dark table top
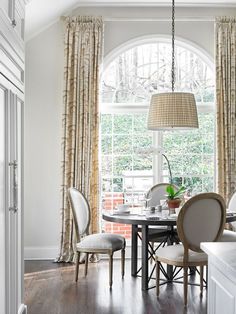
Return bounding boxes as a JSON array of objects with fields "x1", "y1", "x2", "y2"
[{"x1": 102, "y1": 210, "x2": 236, "y2": 226}]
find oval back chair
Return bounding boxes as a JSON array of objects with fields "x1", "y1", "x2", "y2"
[
  {"x1": 177, "y1": 193, "x2": 226, "y2": 253},
  {"x1": 156, "y1": 192, "x2": 226, "y2": 306},
  {"x1": 68, "y1": 187, "x2": 126, "y2": 288},
  {"x1": 68, "y1": 187, "x2": 90, "y2": 242}
]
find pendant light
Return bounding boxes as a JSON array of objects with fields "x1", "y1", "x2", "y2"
[{"x1": 147, "y1": 0, "x2": 199, "y2": 130}]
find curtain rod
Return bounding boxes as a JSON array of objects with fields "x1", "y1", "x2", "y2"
[{"x1": 60, "y1": 16, "x2": 215, "y2": 22}]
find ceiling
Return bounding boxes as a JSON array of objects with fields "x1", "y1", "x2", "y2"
[{"x1": 25, "y1": 0, "x2": 236, "y2": 41}]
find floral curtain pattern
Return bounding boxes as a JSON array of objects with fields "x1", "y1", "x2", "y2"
[
  {"x1": 216, "y1": 17, "x2": 236, "y2": 203},
  {"x1": 57, "y1": 16, "x2": 104, "y2": 262}
]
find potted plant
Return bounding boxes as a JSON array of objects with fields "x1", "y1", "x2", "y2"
[{"x1": 166, "y1": 184, "x2": 186, "y2": 209}]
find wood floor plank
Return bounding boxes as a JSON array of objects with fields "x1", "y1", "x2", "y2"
[{"x1": 24, "y1": 260, "x2": 207, "y2": 314}]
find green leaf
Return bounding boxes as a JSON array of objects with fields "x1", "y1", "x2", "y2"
[
  {"x1": 166, "y1": 185, "x2": 175, "y2": 199},
  {"x1": 166, "y1": 185, "x2": 186, "y2": 199},
  {"x1": 173, "y1": 186, "x2": 186, "y2": 198}
]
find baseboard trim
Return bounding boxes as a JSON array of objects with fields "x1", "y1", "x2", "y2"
[
  {"x1": 24, "y1": 246, "x2": 59, "y2": 260},
  {"x1": 18, "y1": 304, "x2": 27, "y2": 314},
  {"x1": 24, "y1": 244, "x2": 141, "y2": 260}
]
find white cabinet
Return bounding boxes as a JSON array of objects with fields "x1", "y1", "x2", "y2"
[
  {"x1": 9, "y1": 0, "x2": 25, "y2": 41},
  {"x1": 1, "y1": 0, "x2": 25, "y2": 42},
  {"x1": 0, "y1": 2, "x2": 24, "y2": 91},
  {"x1": 208, "y1": 258, "x2": 236, "y2": 314},
  {"x1": 201, "y1": 243, "x2": 236, "y2": 314},
  {"x1": 0, "y1": 73, "x2": 25, "y2": 314}
]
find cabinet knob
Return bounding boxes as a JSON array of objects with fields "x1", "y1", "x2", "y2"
[{"x1": 11, "y1": 19, "x2": 17, "y2": 28}]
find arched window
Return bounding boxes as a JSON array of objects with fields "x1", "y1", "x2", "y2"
[{"x1": 100, "y1": 38, "x2": 215, "y2": 237}]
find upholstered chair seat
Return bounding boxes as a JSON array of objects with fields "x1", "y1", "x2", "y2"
[
  {"x1": 77, "y1": 233, "x2": 125, "y2": 251},
  {"x1": 156, "y1": 244, "x2": 207, "y2": 265}
]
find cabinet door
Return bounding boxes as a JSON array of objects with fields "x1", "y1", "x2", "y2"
[
  {"x1": 208, "y1": 261, "x2": 236, "y2": 314},
  {"x1": 0, "y1": 73, "x2": 24, "y2": 314},
  {"x1": 6, "y1": 89, "x2": 24, "y2": 314},
  {"x1": 9, "y1": 0, "x2": 25, "y2": 41},
  {"x1": 1, "y1": 0, "x2": 9, "y2": 18},
  {"x1": 0, "y1": 75, "x2": 8, "y2": 314}
]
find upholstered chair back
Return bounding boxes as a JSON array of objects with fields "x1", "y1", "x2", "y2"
[
  {"x1": 177, "y1": 193, "x2": 226, "y2": 253},
  {"x1": 147, "y1": 183, "x2": 178, "y2": 207},
  {"x1": 68, "y1": 188, "x2": 91, "y2": 241}
]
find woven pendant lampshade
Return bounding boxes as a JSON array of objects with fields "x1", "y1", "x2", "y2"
[
  {"x1": 147, "y1": 92, "x2": 199, "y2": 130},
  {"x1": 147, "y1": 0, "x2": 198, "y2": 130}
]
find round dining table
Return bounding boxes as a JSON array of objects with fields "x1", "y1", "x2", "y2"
[{"x1": 102, "y1": 210, "x2": 236, "y2": 291}]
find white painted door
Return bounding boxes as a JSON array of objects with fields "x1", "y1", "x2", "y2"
[
  {"x1": 0, "y1": 73, "x2": 24, "y2": 314},
  {"x1": 0, "y1": 76, "x2": 7, "y2": 314}
]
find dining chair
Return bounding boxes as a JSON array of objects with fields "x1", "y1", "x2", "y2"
[
  {"x1": 136, "y1": 183, "x2": 179, "y2": 279},
  {"x1": 155, "y1": 193, "x2": 226, "y2": 306},
  {"x1": 68, "y1": 187, "x2": 126, "y2": 288},
  {"x1": 145, "y1": 183, "x2": 180, "y2": 245}
]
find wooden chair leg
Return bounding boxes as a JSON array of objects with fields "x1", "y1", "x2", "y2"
[
  {"x1": 184, "y1": 267, "x2": 188, "y2": 307},
  {"x1": 109, "y1": 253, "x2": 113, "y2": 288},
  {"x1": 84, "y1": 253, "x2": 89, "y2": 276},
  {"x1": 75, "y1": 252, "x2": 80, "y2": 282},
  {"x1": 156, "y1": 261, "x2": 160, "y2": 296},
  {"x1": 121, "y1": 248, "x2": 125, "y2": 278},
  {"x1": 200, "y1": 265, "x2": 204, "y2": 295}
]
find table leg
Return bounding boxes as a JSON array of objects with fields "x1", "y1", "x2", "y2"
[
  {"x1": 141, "y1": 225, "x2": 149, "y2": 290},
  {"x1": 167, "y1": 226, "x2": 174, "y2": 280},
  {"x1": 131, "y1": 224, "x2": 138, "y2": 277}
]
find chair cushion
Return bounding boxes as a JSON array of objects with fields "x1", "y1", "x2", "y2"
[
  {"x1": 76, "y1": 233, "x2": 125, "y2": 252},
  {"x1": 156, "y1": 244, "x2": 207, "y2": 264},
  {"x1": 219, "y1": 230, "x2": 236, "y2": 242}
]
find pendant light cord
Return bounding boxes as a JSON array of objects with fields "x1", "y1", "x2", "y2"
[{"x1": 171, "y1": 0, "x2": 175, "y2": 92}]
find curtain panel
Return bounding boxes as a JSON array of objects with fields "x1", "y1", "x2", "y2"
[
  {"x1": 58, "y1": 16, "x2": 104, "y2": 262},
  {"x1": 216, "y1": 17, "x2": 236, "y2": 202}
]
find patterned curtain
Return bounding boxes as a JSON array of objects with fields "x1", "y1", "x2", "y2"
[
  {"x1": 57, "y1": 16, "x2": 104, "y2": 262},
  {"x1": 216, "y1": 17, "x2": 236, "y2": 203}
]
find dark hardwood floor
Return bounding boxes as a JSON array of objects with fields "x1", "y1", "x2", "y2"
[{"x1": 24, "y1": 260, "x2": 207, "y2": 314}]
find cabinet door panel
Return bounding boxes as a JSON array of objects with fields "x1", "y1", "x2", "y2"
[
  {"x1": 1, "y1": 0, "x2": 10, "y2": 18},
  {"x1": 14, "y1": 0, "x2": 24, "y2": 41},
  {"x1": 6, "y1": 90, "x2": 23, "y2": 314},
  {"x1": 0, "y1": 82, "x2": 7, "y2": 314}
]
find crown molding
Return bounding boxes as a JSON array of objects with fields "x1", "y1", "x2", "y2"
[{"x1": 72, "y1": 0, "x2": 236, "y2": 8}]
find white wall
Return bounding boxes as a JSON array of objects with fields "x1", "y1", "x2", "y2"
[
  {"x1": 24, "y1": 21, "x2": 64, "y2": 259},
  {"x1": 24, "y1": 6, "x2": 236, "y2": 259}
]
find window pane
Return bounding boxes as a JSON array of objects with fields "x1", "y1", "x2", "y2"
[
  {"x1": 133, "y1": 155, "x2": 152, "y2": 171},
  {"x1": 113, "y1": 115, "x2": 132, "y2": 134},
  {"x1": 133, "y1": 135, "x2": 152, "y2": 153},
  {"x1": 113, "y1": 135, "x2": 132, "y2": 154},
  {"x1": 113, "y1": 156, "x2": 132, "y2": 175},
  {"x1": 133, "y1": 114, "x2": 148, "y2": 132},
  {"x1": 101, "y1": 156, "x2": 112, "y2": 175},
  {"x1": 162, "y1": 112, "x2": 215, "y2": 192},
  {"x1": 101, "y1": 114, "x2": 112, "y2": 134},
  {"x1": 101, "y1": 136, "x2": 112, "y2": 154}
]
